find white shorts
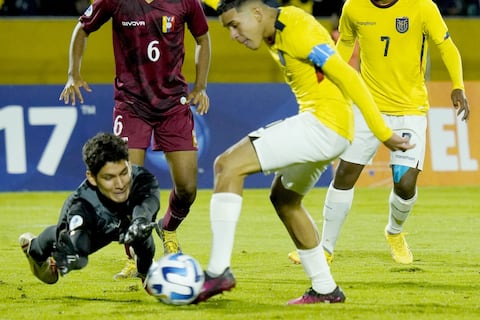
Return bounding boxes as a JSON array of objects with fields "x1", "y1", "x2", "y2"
[
  {"x1": 340, "y1": 106, "x2": 427, "y2": 170},
  {"x1": 248, "y1": 112, "x2": 350, "y2": 195}
]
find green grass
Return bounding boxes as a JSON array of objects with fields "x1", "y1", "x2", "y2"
[{"x1": 1, "y1": 187, "x2": 479, "y2": 319}]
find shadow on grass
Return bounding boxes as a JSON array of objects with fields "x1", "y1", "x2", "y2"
[
  {"x1": 57, "y1": 295, "x2": 145, "y2": 303},
  {"x1": 342, "y1": 280, "x2": 480, "y2": 291}
]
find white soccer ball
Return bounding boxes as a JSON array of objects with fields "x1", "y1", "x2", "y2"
[{"x1": 146, "y1": 253, "x2": 205, "y2": 305}]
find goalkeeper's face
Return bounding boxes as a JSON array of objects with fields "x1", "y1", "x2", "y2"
[{"x1": 86, "y1": 160, "x2": 132, "y2": 203}]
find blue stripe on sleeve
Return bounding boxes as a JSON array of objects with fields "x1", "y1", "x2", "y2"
[{"x1": 308, "y1": 44, "x2": 335, "y2": 67}]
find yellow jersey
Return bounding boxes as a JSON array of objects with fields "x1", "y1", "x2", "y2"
[
  {"x1": 267, "y1": 6, "x2": 392, "y2": 142},
  {"x1": 268, "y1": 6, "x2": 351, "y2": 140},
  {"x1": 338, "y1": 0, "x2": 451, "y2": 115}
]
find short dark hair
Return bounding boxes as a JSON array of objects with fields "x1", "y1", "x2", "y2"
[
  {"x1": 217, "y1": 0, "x2": 278, "y2": 14},
  {"x1": 82, "y1": 132, "x2": 129, "y2": 176},
  {"x1": 217, "y1": 0, "x2": 238, "y2": 14}
]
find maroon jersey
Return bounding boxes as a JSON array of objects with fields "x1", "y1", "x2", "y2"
[{"x1": 80, "y1": 0, "x2": 209, "y2": 117}]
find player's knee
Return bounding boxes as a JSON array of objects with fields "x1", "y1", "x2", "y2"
[
  {"x1": 334, "y1": 161, "x2": 363, "y2": 189},
  {"x1": 269, "y1": 191, "x2": 282, "y2": 209},
  {"x1": 174, "y1": 184, "x2": 196, "y2": 203},
  {"x1": 392, "y1": 165, "x2": 418, "y2": 199},
  {"x1": 213, "y1": 153, "x2": 227, "y2": 175},
  {"x1": 213, "y1": 153, "x2": 238, "y2": 179},
  {"x1": 269, "y1": 183, "x2": 301, "y2": 215}
]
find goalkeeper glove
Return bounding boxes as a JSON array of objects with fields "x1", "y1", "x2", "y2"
[
  {"x1": 121, "y1": 217, "x2": 155, "y2": 244},
  {"x1": 52, "y1": 230, "x2": 87, "y2": 276}
]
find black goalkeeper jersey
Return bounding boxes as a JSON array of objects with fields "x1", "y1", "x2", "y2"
[{"x1": 57, "y1": 165, "x2": 160, "y2": 246}]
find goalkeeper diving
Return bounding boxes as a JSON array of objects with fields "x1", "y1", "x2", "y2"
[{"x1": 19, "y1": 132, "x2": 160, "y2": 291}]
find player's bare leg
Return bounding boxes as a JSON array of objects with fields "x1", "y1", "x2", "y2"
[
  {"x1": 159, "y1": 151, "x2": 198, "y2": 254},
  {"x1": 385, "y1": 167, "x2": 419, "y2": 264},
  {"x1": 270, "y1": 175, "x2": 345, "y2": 304},
  {"x1": 195, "y1": 137, "x2": 260, "y2": 303}
]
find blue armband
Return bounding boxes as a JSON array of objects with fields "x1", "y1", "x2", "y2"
[{"x1": 308, "y1": 43, "x2": 335, "y2": 67}]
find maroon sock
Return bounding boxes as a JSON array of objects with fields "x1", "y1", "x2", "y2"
[{"x1": 161, "y1": 190, "x2": 193, "y2": 231}]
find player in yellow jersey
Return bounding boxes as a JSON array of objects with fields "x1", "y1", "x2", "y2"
[
  {"x1": 193, "y1": 0, "x2": 413, "y2": 305},
  {"x1": 288, "y1": 0, "x2": 471, "y2": 266}
]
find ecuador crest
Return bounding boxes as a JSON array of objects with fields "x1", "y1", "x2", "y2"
[{"x1": 396, "y1": 17, "x2": 409, "y2": 33}]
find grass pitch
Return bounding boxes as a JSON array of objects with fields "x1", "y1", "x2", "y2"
[{"x1": 1, "y1": 187, "x2": 479, "y2": 320}]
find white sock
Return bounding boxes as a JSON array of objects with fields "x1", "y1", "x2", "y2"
[
  {"x1": 321, "y1": 182, "x2": 354, "y2": 254},
  {"x1": 206, "y1": 192, "x2": 242, "y2": 276},
  {"x1": 386, "y1": 189, "x2": 417, "y2": 234},
  {"x1": 298, "y1": 244, "x2": 337, "y2": 294}
]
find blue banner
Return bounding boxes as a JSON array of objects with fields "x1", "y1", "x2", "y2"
[{"x1": 0, "y1": 84, "x2": 332, "y2": 191}]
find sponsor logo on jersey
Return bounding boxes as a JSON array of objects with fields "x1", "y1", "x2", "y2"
[
  {"x1": 121, "y1": 20, "x2": 146, "y2": 27},
  {"x1": 162, "y1": 16, "x2": 175, "y2": 33},
  {"x1": 357, "y1": 21, "x2": 376, "y2": 26},
  {"x1": 396, "y1": 17, "x2": 409, "y2": 33}
]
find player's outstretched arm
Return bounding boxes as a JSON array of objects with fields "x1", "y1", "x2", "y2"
[
  {"x1": 59, "y1": 22, "x2": 92, "y2": 106},
  {"x1": 322, "y1": 53, "x2": 414, "y2": 152},
  {"x1": 322, "y1": 53, "x2": 391, "y2": 139}
]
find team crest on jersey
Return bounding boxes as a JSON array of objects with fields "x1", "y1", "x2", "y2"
[
  {"x1": 162, "y1": 16, "x2": 175, "y2": 33},
  {"x1": 396, "y1": 17, "x2": 409, "y2": 33}
]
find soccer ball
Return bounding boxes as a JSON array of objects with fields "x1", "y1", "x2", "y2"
[{"x1": 146, "y1": 253, "x2": 205, "y2": 305}]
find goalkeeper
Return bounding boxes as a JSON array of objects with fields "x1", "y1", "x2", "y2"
[{"x1": 19, "y1": 133, "x2": 160, "y2": 288}]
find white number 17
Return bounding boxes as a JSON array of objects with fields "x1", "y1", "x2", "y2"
[{"x1": 0, "y1": 105, "x2": 77, "y2": 176}]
